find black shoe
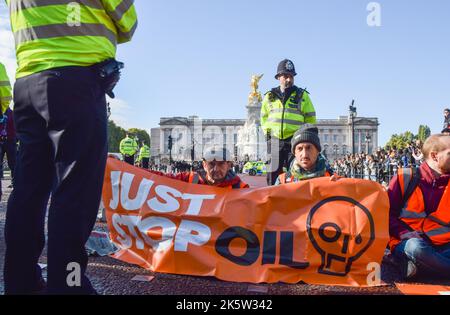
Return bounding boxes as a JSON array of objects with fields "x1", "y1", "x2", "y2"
[{"x1": 30, "y1": 277, "x2": 47, "y2": 295}]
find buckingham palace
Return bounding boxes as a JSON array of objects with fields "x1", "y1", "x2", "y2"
[
  {"x1": 150, "y1": 114, "x2": 379, "y2": 164},
  {"x1": 150, "y1": 75, "x2": 378, "y2": 164}
]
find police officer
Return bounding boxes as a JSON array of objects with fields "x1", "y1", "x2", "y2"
[
  {"x1": 119, "y1": 133, "x2": 138, "y2": 165},
  {"x1": 261, "y1": 59, "x2": 317, "y2": 185},
  {"x1": 0, "y1": 62, "x2": 15, "y2": 195},
  {"x1": 4, "y1": 0, "x2": 137, "y2": 294},
  {"x1": 0, "y1": 107, "x2": 17, "y2": 187},
  {"x1": 138, "y1": 141, "x2": 151, "y2": 169},
  {"x1": 0, "y1": 62, "x2": 12, "y2": 114}
]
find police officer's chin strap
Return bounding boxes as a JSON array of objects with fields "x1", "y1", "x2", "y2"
[{"x1": 280, "y1": 82, "x2": 294, "y2": 94}]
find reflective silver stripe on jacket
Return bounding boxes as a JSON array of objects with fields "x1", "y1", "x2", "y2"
[
  {"x1": 401, "y1": 168, "x2": 412, "y2": 194},
  {"x1": 0, "y1": 81, "x2": 10, "y2": 87},
  {"x1": 267, "y1": 117, "x2": 304, "y2": 126},
  {"x1": 117, "y1": 20, "x2": 138, "y2": 41},
  {"x1": 303, "y1": 111, "x2": 316, "y2": 118},
  {"x1": 108, "y1": 0, "x2": 134, "y2": 22},
  {"x1": 399, "y1": 208, "x2": 427, "y2": 219},
  {"x1": 0, "y1": 96, "x2": 12, "y2": 102},
  {"x1": 269, "y1": 108, "x2": 302, "y2": 115},
  {"x1": 14, "y1": 23, "x2": 117, "y2": 46},
  {"x1": 9, "y1": 0, "x2": 103, "y2": 14},
  {"x1": 425, "y1": 226, "x2": 450, "y2": 237}
]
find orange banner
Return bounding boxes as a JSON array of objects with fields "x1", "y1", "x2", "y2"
[{"x1": 102, "y1": 158, "x2": 390, "y2": 287}]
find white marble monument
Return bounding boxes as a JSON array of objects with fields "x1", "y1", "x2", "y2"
[{"x1": 236, "y1": 75, "x2": 267, "y2": 162}]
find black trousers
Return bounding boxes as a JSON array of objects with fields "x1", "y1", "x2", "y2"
[
  {"x1": 141, "y1": 157, "x2": 149, "y2": 169},
  {"x1": 266, "y1": 137, "x2": 293, "y2": 186},
  {"x1": 124, "y1": 155, "x2": 134, "y2": 165},
  {"x1": 4, "y1": 66, "x2": 107, "y2": 294},
  {"x1": 0, "y1": 140, "x2": 17, "y2": 179}
]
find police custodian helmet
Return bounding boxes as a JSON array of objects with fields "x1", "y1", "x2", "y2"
[{"x1": 275, "y1": 59, "x2": 297, "y2": 79}]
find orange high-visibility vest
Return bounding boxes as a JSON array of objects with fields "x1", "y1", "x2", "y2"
[
  {"x1": 188, "y1": 172, "x2": 248, "y2": 189},
  {"x1": 390, "y1": 168, "x2": 450, "y2": 248}
]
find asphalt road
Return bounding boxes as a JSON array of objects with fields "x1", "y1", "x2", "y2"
[{"x1": 0, "y1": 174, "x2": 447, "y2": 295}]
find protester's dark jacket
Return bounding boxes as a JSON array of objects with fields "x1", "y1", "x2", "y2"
[{"x1": 388, "y1": 162, "x2": 450, "y2": 240}]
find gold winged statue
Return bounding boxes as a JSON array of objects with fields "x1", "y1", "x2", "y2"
[{"x1": 248, "y1": 74, "x2": 264, "y2": 104}]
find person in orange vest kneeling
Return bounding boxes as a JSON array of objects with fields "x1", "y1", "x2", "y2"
[
  {"x1": 150, "y1": 146, "x2": 249, "y2": 189},
  {"x1": 275, "y1": 124, "x2": 339, "y2": 184},
  {"x1": 388, "y1": 134, "x2": 450, "y2": 280}
]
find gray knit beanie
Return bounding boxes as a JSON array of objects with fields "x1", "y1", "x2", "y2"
[{"x1": 291, "y1": 124, "x2": 321, "y2": 154}]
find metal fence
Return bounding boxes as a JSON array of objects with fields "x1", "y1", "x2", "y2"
[{"x1": 334, "y1": 162, "x2": 421, "y2": 186}]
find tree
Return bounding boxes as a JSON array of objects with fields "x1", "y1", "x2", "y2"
[
  {"x1": 108, "y1": 120, "x2": 126, "y2": 152},
  {"x1": 417, "y1": 125, "x2": 431, "y2": 142},
  {"x1": 385, "y1": 131, "x2": 415, "y2": 150},
  {"x1": 127, "y1": 128, "x2": 151, "y2": 146},
  {"x1": 107, "y1": 120, "x2": 151, "y2": 152}
]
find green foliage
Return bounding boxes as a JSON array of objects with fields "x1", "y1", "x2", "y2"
[
  {"x1": 107, "y1": 120, "x2": 151, "y2": 152},
  {"x1": 127, "y1": 128, "x2": 151, "y2": 146},
  {"x1": 385, "y1": 132, "x2": 414, "y2": 150},
  {"x1": 385, "y1": 125, "x2": 431, "y2": 150},
  {"x1": 417, "y1": 125, "x2": 431, "y2": 142},
  {"x1": 108, "y1": 120, "x2": 126, "y2": 152}
]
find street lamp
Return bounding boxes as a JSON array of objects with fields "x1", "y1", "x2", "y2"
[
  {"x1": 168, "y1": 135, "x2": 173, "y2": 164},
  {"x1": 323, "y1": 144, "x2": 329, "y2": 158},
  {"x1": 256, "y1": 122, "x2": 260, "y2": 161},
  {"x1": 349, "y1": 100, "x2": 357, "y2": 155},
  {"x1": 191, "y1": 137, "x2": 195, "y2": 162},
  {"x1": 365, "y1": 133, "x2": 372, "y2": 154},
  {"x1": 333, "y1": 144, "x2": 338, "y2": 159}
]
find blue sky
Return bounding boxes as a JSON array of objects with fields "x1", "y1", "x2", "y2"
[{"x1": 1, "y1": 0, "x2": 449, "y2": 145}]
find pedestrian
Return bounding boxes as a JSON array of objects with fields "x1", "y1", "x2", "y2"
[
  {"x1": 3, "y1": 0, "x2": 137, "y2": 295},
  {"x1": 411, "y1": 140, "x2": 424, "y2": 167},
  {"x1": 261, "y1": 59, "x2": 317, "y2": 186}
]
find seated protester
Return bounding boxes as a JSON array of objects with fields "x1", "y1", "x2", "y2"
[
  {"x1": 442, "y1": 108, "x2": 450, "y2": 134},
  {"x1": 388, "y1": 134, "x2": 450, "y2": 280},
  {"x1": 149, "y1": 146, "x2": 249, "y2": 189},
  {"x1": 275, "y1": 124, "x2": 338, "y2": 184}
]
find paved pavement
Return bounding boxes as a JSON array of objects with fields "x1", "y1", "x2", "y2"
[{"x1": 0, "y1": 174, "x2": 447, "y2": 295}]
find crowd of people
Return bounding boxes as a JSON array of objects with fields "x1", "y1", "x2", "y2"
[
  {"x1": 332, "y1": 140, "x2": 425, "y2": 186},
  {"x1": 149, "y1": 139, "x2": 427, "y2": 189},
  {"x1": 150, "y1": 160, "x2": 246, "y2": 174}
]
